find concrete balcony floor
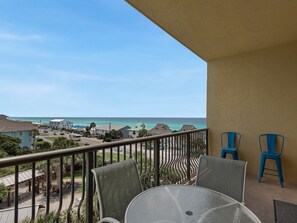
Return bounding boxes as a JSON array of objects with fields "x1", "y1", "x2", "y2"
[{"x1": 245, "y1": 174, "x2": 297, "y2": 223}]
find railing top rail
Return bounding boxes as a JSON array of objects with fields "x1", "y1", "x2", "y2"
[{"x1": 0, "y1": 128, "x2": 208, "y2": 168}]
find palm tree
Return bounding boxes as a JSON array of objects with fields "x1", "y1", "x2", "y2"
[
  {"x1": 84, "y1": 126, "x2": 91, "y2": 137},
  {"x1": 89, "y1": 122, "x2": 96, "y2": 136}
]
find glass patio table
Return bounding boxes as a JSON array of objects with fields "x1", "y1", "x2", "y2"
[{"x1": 125, "y1": 185, "x2": 261, "y2": 223}]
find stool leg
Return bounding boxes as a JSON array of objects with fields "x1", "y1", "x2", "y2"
[
  {"x1": 258, "y1": 156, "x2": 266, "y2": 182},
  {"x1": 275, "y1": 157, "x2": 284, "y2": 187},
  {"x1": 221, "y1": 150, "x2": 226, "y2": 158},
  {"x1": 279, "y1": 157, "x2": 284, "y2": 182},
  {"x1": 233, "y1": 151, "x2": 238, "y2": 160}
]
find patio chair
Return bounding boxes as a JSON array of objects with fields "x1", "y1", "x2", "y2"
[
  {"x1": 195, "y1": 155, "x2": 247, "y2": 203},
  {"x1": 220, "y1": 132, "x2": 241, "y2": 160},
  {"x1": 92, "y1": 159, "x2": 142, "y2": 223},
  {"x1": 258, "y1": 134, "x2": 284, "y2": 187}
]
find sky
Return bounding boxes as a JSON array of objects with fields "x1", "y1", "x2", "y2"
[{"x1": 0, "y1": 1, "x2": 207, "y2": 118}]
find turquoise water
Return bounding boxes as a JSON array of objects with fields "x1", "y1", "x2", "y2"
[{"x1": 10, "y1": 117, "x2": 206, "y2": 131}]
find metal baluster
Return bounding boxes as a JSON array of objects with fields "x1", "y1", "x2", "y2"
[
  {"x1": 93, "y1": 151, "x2": 97, "y2": 194},
  {"x1": 140, "y1": 142, "x2": 143, "y2": 174},
  {"x1": 161, "y1": 138, "x2": 164, "y2": 165},
  {"x1": 31, "y1": 162, "x2": 36, "y2": 222},
  {"x1": 55, "y1": 157, "x2": 63, "y2": 222},
  {"x1": 154, "y1": 139, "x2": 160, "y2": 186},
  {"x1": 77, "y1": 153, "x2": 86, "y2": 220},
  {"x1": 165, "y1": 137, "x2": 168, "y2": 163},
  {"x1": 187, "y1": 133, "x2": 191, "y2": 181},
  {"x1": 67, "y1": 155, "x2": 75, "y2": 222},
  {"x1": 206, "y1": 129, "x2": 209, "y2": 155},
  {"x1": 46, "y1": 160, "x2": 50, "y2": 220},
  {"x1": 178, "y1": 135, "x2": 182, "y2": 180},
  {"x1": 135, "y1": 143, "x2": 138, "y2": 162},
  {"x1": 144, "y1": 141, "x2": 147, "y2": 173},
  {"x1": 176, "y1": 135, "x2": 183, "y2": 182},
  {"x1": 86, "y1": 152, "x2": 94, "y2": 223},
  {"x1": 149, "y1": 141, "x2": 152, "y2": 171},
  {"x1": 14, "y1": 165, "x2": 19, "y2": 223},
  {"x1": 110, "y1": 147, "x2": 113, "y2": 164}
]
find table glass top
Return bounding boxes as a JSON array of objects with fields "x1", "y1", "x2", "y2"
[{"x1": 125, "y1": 185, "x2": 260, "y2": 223}]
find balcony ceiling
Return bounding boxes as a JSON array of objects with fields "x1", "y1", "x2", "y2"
[{"x1": 126, "y1": 0, "x2": 297, "y2": 61}]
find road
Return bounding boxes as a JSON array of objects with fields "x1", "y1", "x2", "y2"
[{"x1": 37, "y1": 129, "x2": 103, "y2": 146}]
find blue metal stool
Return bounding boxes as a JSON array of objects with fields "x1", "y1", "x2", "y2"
[
  {"x1": 220, "y1": 132, "x2": 241, "y2": 160},
  {"x1": 258, "y1": 134, "x2": 284, "y2": 187}
]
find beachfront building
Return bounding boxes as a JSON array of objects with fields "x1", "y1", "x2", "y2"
[
  {"x1": 148, "y1": 123, "x2": 172, "y2": 136},
  {"x1": 179, "y1": 124, "x2": 196, "y2": 132},
  {"x1": 0, "y1": 115, "x2": 36, "y2": 148},
  {"x1": 49, "y1": 119, "x2": 73, "y2": 129},
  {"x1": 128, "y1": 123, "x2": 147, "y2": 138},
  {"x1": 95, "y1": 124, "x2": 130, "y2": 138}
]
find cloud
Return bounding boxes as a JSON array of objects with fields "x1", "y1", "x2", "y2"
[
  {"x1": 38, "y1": 67, "x2": 128, "y2": 83},
  {"x1": 0, "y1": 32, "x2": 45, "y2": 41},
  {"x1": 0, "y1": 82, "x2": 57, "y2": 96}
]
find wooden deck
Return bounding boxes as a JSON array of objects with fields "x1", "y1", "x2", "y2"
[{"x1": 245, "y1": 174, "x2": 297, "y2": 223}]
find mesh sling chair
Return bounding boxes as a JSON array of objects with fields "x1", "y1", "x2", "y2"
[
  {"x1": 92, "y1": 159, "x2": 142, "y2": 223},
  {"x1": 258, "y1": 134, "x2": 285, "y2": 187},
  {"x1": 220, "y1": 132, "x2": 242, "y2": 160},
  {"x1": 195, "y1": 155, "x2": 247, "y2": 203}
]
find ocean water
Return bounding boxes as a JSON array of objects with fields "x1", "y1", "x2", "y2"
[{"x1": 10, "y1": 117, "x2": 206, "y2": 131}]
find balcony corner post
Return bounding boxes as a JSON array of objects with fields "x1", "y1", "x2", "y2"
[{"x1": 206, "y1": 129, "x2": 209, "y2": 155}]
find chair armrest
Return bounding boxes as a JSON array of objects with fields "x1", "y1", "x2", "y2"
[{"x1": 98, "y1": 217, "x2": 121, "y2": 223}]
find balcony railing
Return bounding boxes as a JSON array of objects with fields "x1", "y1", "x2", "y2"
[{"x1": 0, "y1": 128, "x2": 208, "y2": 223}]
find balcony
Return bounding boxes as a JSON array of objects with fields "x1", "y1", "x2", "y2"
[
  {"x1": 0, "y1": 129, "x2": 207, "y2": 223},
  {"x1": 0, "y1": 128, "x2": 296, "y2": 223}
]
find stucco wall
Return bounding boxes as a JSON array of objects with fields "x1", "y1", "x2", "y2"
[{"x1": 207, "y1": 42, "x2": 297, "y2": 184}]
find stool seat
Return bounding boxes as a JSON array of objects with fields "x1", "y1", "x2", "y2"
[
  {"x1": 221, "y1": 147, "x2": 238, "y2": 160},
  {"x1": 221, "y1": 147, "x2": 237, "y2": 152},
  {"x1": 220, "y1": 132, "x2": 241, "y2": 160},
  {"x1": 261, "y1": 152, "x2": 281, "y2": 159}
]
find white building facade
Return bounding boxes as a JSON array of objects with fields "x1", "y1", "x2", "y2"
[
  {"x1": 49, "y1": 119, "x2": 73, "y2": 129},
  {"x1": 128, "y1": 123, "x2": 147, "y2": 138}
]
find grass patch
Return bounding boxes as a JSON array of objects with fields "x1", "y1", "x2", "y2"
[
  {"x1": 76, "y1": 185, "x2": 83, "y2": 193},
  {"x1": 43, "y1": 137, "x2": 58, "y2": 142},
  {"x1": 96, "y1": 151, "x2": 126, "y2": 162}
]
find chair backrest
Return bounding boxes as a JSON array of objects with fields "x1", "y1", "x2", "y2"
[
  {"x1": 195, "y1": 155, "x2": 247, "y2": 202},
  {"x1": 221, "y1": 132, "x2": 241, "y2": 149},
  {"x1": 92, "y1": 159, "x2": 142, "y2": 222},
  {"x1": 259, "y1": 134, "x2": 284, "y2": 155}
]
